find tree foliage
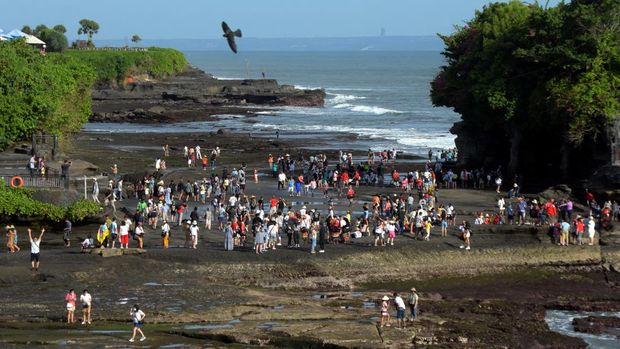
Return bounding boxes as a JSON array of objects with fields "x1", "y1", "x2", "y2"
[
  {"x1": 63, "y1": 48, "x2": 188, "y2": 85},
  {"x1": 21, "y1": 25, "x2": 32, "y2": 35},
  {"x1": 0, "y1": 184, "x2": 101, "y2": 222},
  {"x1": 78, "y1": 19, "x2": 100, "y2": 46},
  {"x1": 131, "y1": 34, "x2": 141, "y2": 44},
  {"x1": 431, "y1": 0, "x2": 620, "y2": 176},
  {"x1": 0, "y1": 40, "x2": 95, "y2": 150},
  {"x1": 53, "y1": 24, "x2": 66, "y2": 34},
  {"x1": 38, "y1": 28, "x2": 68, "y2": 52}
]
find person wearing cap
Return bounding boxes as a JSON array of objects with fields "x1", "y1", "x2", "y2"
[
  {"x1": 380, "y1": 295, "x2": 391, "y2": 328},
  {"x1": 190, "y1": 221, "x2": 199, "y2": 249},
  {"x1": 407, "y1": 288, "x2": 419, "y2": 321}
]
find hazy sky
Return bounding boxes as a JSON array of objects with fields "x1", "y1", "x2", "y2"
[{"x1": 1, "y1": 0, "x2": 563, "y2": 40}]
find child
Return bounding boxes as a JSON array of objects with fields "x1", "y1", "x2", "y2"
[
  {"x1": 129, "y1": 304, "x2": 146, "y2": 342},
  {"x1": 380, "y1": 295, "x2": 391, "y2": 328}
]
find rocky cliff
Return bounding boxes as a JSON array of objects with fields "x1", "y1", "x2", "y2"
[{"x1": 91, "y1": 66, "x2": 325, "y2": 123}]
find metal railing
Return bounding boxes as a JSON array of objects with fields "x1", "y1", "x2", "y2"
[{"x1": 1, "y1": 175, "x2": 64, "y2": 189}]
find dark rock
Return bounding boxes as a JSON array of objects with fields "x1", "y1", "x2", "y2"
[
  {"x1": 216, "y1": 129, "x2": 226, "y2": 135},
  {"x1": 90, "y1": 66, "x2": 325, "y2": 123},
  {"x1": 572, "y1": 316, "x2": 620, "y2": 335}
]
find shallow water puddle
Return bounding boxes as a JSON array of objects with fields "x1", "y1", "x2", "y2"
[
  {"x1": 257, "y1": 322, "x2": 287, "y2": 330},
  {"x1": 183, "y1": 323, "x2": 235, "y2": 330},
  {"x1": 363, "y1": 301, "x2": 376, "y2": 309}
]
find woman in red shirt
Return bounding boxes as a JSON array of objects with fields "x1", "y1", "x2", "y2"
[{"x1": 65, "y1": 289, "x2": 77, "y2": 324}]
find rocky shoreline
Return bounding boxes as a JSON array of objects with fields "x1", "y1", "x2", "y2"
[
  {"x1": 0, "y1": 128, "x2": 618, "y2": 348},
  {"x1": 90, "y1": 66, "x2": 325, "y2": 123}
]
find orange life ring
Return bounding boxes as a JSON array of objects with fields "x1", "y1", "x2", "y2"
[{"x1": 10, "y1": 176, "x2": 23, "y2": 188}]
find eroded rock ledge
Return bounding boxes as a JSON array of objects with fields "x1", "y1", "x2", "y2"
[{"x1": 90, "y1": 66, "x2": 325, "y2": 123}]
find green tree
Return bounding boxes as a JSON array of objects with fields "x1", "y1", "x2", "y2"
[
  {"x1": 77, "y1": 19, "x2": 100, "y2": 46},
  {"x1": 38, "y1": 28, "x2": 68, "y2": 52},
  {"x1": 53, "y1": 24, "x2": 67, "y2": 34},
  {"x1": 131, "y1": 34, "x2": 141, "y2": 45},
  {"x1": 431, "y1": 0, "x2": 620, "y2": 179},
  {"x1": 21, "y1": 25, "x2": 32, "y2": 34},
  {"x1": 33, "y1": 24, "x2": 48, "y2": 37},
  {"x1": 0, "y1": 40, "x2": 95, "y2": 150}
]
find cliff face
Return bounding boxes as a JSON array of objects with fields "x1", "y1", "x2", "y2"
[{"x1": 91, "y1": 66, "x2": 325, "y2": 123}]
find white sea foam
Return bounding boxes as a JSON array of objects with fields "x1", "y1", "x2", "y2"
[
  {"x1": 294, "y1": 85, "x2": 322, "y2": 90},
  {"x1": 327, "y1": 93, "x2": 367, "y2": 104},
  {"x1": 330, "y1": 102, "x2": 403, "y2": 115},
  {"x1": 349, "y1": 105, "x2": 403, "y2": 115}
]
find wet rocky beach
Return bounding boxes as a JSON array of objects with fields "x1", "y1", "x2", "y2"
[{"x1": 1, "y1": 129, "x2": 619, "y2": 348}]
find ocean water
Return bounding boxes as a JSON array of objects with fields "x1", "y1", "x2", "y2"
[{"x1": 85, "y1": 51, "x2": 460, "y2": 156}]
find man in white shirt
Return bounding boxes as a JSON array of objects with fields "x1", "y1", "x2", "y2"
[
  {"x1": 80, "y1": 289, "x2": 92, "y2": 325},
  {"x1": 190, "y1": 221, "x2": 199, "y2": 249},
  {"x1": 393, "y1": 292, "x2": 407, "y2": 329},
  {"x1": 28, "y1": 228, "x2": 45, "y2": 271}
]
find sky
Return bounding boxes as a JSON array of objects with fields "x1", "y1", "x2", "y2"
[{"x1": 1, "y1": 0, "x2": 564, "y2": 40}]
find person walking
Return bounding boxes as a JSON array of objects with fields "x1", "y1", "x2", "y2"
[
  {"x1": 129, "y1": 304, "x2": 146, "y2": 342},
  {"x1": 28, "y1": 228, "x2": 45, "y2": 271},
  {"x1": 407, "y1": 288, "x2": 419, "y2": 322},
  {"x1": 65, "y1": 289, "x2": 77, "y2": 324},
  {"x1": 80, "y1": 289, "x2": 92, "y2": 325},
  {"x1": 63, "y1": 219, "x2": 72, "y2": 248}
]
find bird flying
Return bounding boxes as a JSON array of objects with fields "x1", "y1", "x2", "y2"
[{"x1": 222, "y1": 21, "x2": 242, "y2": 53}]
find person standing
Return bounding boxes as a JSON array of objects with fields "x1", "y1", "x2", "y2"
[
  {"x1": 92, "y1": 178, "x2": 100, "y2": 203},
  {"x1": 119, "y1": 220, "x2": 129, "y2": 249},
  {"x1": 393, "y1": 292, "x2": 406, "y2": 329},
  {"x1": 28, "y1": 228, "x2": 45, "y2": 271},
  {"x1": 161, "y1": 220, "x2": 170, "y2": 249},
  {"x1": 224, "y1": 221, "x2": 234, "y2": 251},
  {"x1": 60, "y1": 160, "x2": 71, "y2": 189},
  {"x1": 587, "y1": 216, "x2": 596, "y2": 246},
  {"x1": 380, "y1": 295, "x2": 390, "y2": 328},
  {"x1": 135, "y1": 222, "x2": 145, "y2": 249},
  {"x1": 407, "y1": 288, "x2": 419, "y2": 322},
  {"x1": 318, "y1": 221, "x2": 327, "y2": 253},
  {"x1": 310, "y1": 221, "x2": 318, "y2": 254},
  {"x1": 6, "y1": 225, "x2": 16, "y2": 253},
  {"x1": 190, "y1": 221, "x2": 199, "y2": 249},
  {"x1": 63, "y1": 219, "x2": 72, "y2": 248},
  {"x1": 65, "y1": 289, "x2": 77, "y2": 324},
  {"x1": 109, "y1": 217, "x2": 118, "y2": 249},
  {"x1": 459, "y1": 220, "x2": 471, "y2": 251},
  {"x1": 80, "y1": 289, "x2": 92, "y2": 325},
  {"x1": 129, "y1": 304, "x2": 146, "y2": 342}
]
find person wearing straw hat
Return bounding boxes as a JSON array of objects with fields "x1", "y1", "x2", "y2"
[
  {"x1": 380, "y1": 295, "x2": 391, "y2": 328},
  {"x1": 407, "y1": 288, "x2": 419, "y2": 322}
]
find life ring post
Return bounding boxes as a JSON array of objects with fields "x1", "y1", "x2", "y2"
[{"x1": 10, "y1": 176, "x2": 24, "y2": 188}]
